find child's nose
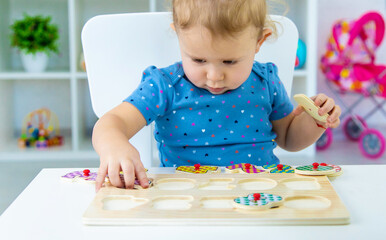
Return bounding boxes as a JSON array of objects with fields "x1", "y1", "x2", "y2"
[{"x1": 206, "y1": 68, "x2": 224, "y2": 82}]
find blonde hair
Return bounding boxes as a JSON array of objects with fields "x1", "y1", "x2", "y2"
[{"x1": 172, "y1": 0, "x2": 277, "y2": 40}]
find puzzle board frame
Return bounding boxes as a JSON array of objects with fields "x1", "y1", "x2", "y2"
[{"x1": 82, "y1": 173, "x2": 350, "y2": 226}]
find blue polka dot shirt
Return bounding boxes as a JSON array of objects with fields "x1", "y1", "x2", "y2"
[{"x1": 124, "y1": 61, "x2": 293, "y2": 167}]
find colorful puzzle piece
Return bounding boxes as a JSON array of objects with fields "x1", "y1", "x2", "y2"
[
  {"x1": 320, "y1": 163, "x2": 343, "y2": 177},
  {"x1": 269, "y1": 164, "x2": 294, "y2": 173},
  {"x1": 175, "y1": 164, "x2": 220, "y2": 174},
  {"x1": 233, "y1": 193, "x2": 283, "y2": 210},
  {"x1": 262, "y1": 164, "x2": 292, "y2": 169},
  {"x1": 225, "y1": 163, "x2": 266, "y2": 174},
  {"x1": 61, "y1": 169, "x2": 98, "y2": 183},
  {"x1": 62, "y1": 169, "x2": 153, "y2": 189},
  {"x1": 295, "y1": 163, "x2": 337, "y2": 176}
]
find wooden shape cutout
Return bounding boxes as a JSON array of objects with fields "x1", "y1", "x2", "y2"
[{"x1": 294, "y1": 94, "x2": 328, "y2": 123}]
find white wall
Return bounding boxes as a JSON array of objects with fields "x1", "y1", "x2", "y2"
[{"x1": 317, "y1": 0, "x2": 386, "y2": 127}]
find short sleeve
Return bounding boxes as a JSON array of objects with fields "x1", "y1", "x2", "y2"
[
  {"x1": 123, "y1": 66, "x2": 174, "y2": 125},
  {"x1": 266, "y1": 63, "x2": 294, "y2": 121}
]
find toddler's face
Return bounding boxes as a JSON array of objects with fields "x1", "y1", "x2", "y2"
[{"x1": 177, "y1": 25, "x2": 264, "y2": 95}]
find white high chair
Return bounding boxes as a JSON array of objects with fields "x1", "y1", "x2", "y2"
[{"x1": 81, "y1": 12, "x2": 298, "y2": 168}]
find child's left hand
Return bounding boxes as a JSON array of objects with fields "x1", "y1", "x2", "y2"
[{"x1": 293, "y1": 93, "x2": 341, "y2": 129}]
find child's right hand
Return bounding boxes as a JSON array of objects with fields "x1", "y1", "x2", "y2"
[{"x1": 95, "y1": 142, "x2": 149, "y2": 192}]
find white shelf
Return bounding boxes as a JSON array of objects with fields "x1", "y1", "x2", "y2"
[
  {"x1": 0, "y1": 72, "x2": 72, "y2": 80},
  {"x1": 76, "y1": 72, "x2": 88, "y2": 79},
  {"x1": 293, "y1": 69, "x2": 308, "y2": 77},
  {"x1": 0, "y1": 150, "x2": 98, "y2": 162},
  {"x1": 0, "y1": 0, "x2": 317, "y2": 163}
]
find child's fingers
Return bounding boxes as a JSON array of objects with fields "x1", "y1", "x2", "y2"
[
  {"x1": 121, "y1": 161, "x2": 135, "y2": 189},
  {"x1": 327, "y1": 105, "x2": 341, "y2": 128},
  {"x1": 327, "y1": 118, "x2": 340, "y2": 128},
  {"x1": 108, "y1": 162, "x2": 125, "y2": 188},
  {"x1": 95, "y1": 164, "x2": 108, "y2": 192},
  {"x1": 319, "y1": 98, "x2": 335, "y2": 116},
  {"x1": 312, "y1": 95, "x2": 335, "y2": 116},
  {"x1": 311, "y1": 94, "x2": 327, "y2": 107},
  {"x1": 292, "y1": 105, "x2": 304, "y2": 116},
  {"x1": 134, "y1": 163, "x2": 150, "y2": 188}
]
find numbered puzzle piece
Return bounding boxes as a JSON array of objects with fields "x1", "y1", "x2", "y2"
[
  {"x1": 61, "y1": 170, "x2": 98, "y2": 184},
  {"x1": 233, "y1": 193, "x2": 283, "y2": 211},
  {"x1": 175, "y1": 164, "x2": 220, "y2": 174},
  {"x1": 225, "y1": 163, "x2": 266, "y2": 174},
  {"x1": 295, "y1": 163, "x2": 337, "y2": 176},
  {"x1": 294, "y1": 94, "x2": 328, "y2": 123}
]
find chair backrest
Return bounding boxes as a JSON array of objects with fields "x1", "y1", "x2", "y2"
[{"x1": 82, "y1": 12, "x2": 298, "y2": 168}]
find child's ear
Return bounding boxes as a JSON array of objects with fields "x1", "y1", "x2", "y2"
[
  {"x1": 255, "y1": 29, "x2": 272, "y2": 53},
  {"x1": 170, "y1": 23, "x2": 176, "y2": 32}
]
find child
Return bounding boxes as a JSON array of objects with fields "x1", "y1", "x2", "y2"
[{"x1": 92, "y1": 0, "x2": 341, "y2": 191}]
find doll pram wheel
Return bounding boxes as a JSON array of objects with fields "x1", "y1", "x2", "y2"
[
  {"x1": 343, "y1": 115, "x2": 368, "y2": 141},
  {"x1": 316, "y1": 128, "x2": 333, "y2": 150},
  {"x1": 358, "y1": 128, "x2": 386, "y2": 159}
]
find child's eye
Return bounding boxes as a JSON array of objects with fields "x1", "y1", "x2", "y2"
[
  {"x1": 223, "y1": 60, "x2": 237, "y2": 65},
  {"x1": 193, "y1": 59, "x2": 206, "y2": 64}
]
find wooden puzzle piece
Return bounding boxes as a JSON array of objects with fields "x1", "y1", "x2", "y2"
[
  {"x1": 225, "y1": 163, "x2": 266, "y2": 174},
  {"x1": 105, "y1": 171, "x2": 153, "y2": 189},
  {"x1": 62, "y1": 169, "x2": 153, "y2": 189},
  {"x1": 295, "y1": 163, "x2": 337, "y2": 176},
  {"x1": 61, "y1": 170, "x2": 98, "y2": 183},
  {"x1": 269, "y1": 164, "x2": 294, "y2": 173},
  {"x1": 294, "y1": 94, "x2": 328, "y2": 123},
  {"x1": 233, "y1": 193, "x2": 283, "y2": 211},
  {"x1": 175, "y1": 164, "x2": 220, "y2": 174},
  {"x1": 321, "y1": 163, "x2": 343, "y2": 177},
  {"x1": 262, "y1": 164, "x2": 292, "y2": 169}
]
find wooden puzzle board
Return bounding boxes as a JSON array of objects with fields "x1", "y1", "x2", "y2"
[{"x1": 82, "y1": 173, "x2": 350, "y2": 226}]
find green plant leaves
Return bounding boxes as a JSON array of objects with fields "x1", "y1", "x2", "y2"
[{"x1": 9, "y1": 13, "x2": 59, "y2": 55}]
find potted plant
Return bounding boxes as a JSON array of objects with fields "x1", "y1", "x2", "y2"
[{"x1": 10, "y1": 14, "x2": 59, "y2": 72}]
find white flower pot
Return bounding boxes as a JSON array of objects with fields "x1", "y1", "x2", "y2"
[{"x1": 20, "y1": 52, "x2": 48, "y2": 73}]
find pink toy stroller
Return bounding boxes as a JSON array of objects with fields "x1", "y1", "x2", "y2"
[{"x1": 318, "y1": 11, "x2": 386, "y2": 159}]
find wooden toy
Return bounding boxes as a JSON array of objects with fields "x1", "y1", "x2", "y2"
[
  {"x1": 61, "y1": 169, "x2": 97, "y2": 184},
  {"x1": 225, "y1": 163, "x2": 266, "y2": 174},
  {"x1": 233, "y1": 193, "x2": 284, "y2": 210},
  {"x1": 62, "y1": 169, "x2": 153, "y2": 189},
  {"x1": 18, "y1": 108, "x2": 63, "y2": 149},
  {"x1": 82, "y1": 173, "x2": 350, "y2": 225},
  {"x1": 294, "y1": 94, "x2": 328, "y2": 123},
  {"x1": 105, "y1": 171, "x2": 154, "y2": 189},
  {"x1": 323, "y1": 163, "x2": 343, "y2": 177},
  {"x1": 175, "y1": 164, "x2": 221, "y2": 174},
  {"x1": 269, "y1": 164, "x2": 294, "y2": 173},
  {"x1": 295, "y1": 162, "x2": 337, "y2": 176}
]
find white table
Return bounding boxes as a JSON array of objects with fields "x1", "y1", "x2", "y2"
[{"x1": 1, "y1": 165, "x2": 385, "y2": 240}]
